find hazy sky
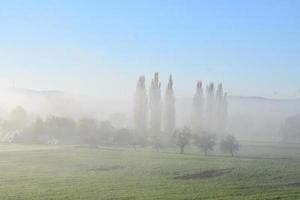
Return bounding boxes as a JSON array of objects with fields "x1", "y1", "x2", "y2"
[{"x1": 0, "y1": 0, "x2": 300, "y2": 99}]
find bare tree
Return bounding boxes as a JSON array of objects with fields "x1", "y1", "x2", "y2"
[
  {"x1": 220, "y1": 135, "x2": 240, "y2": 157},
  {"x1": 194, "y1": 132, "x2": 216, "y2": 156},
  {"x1": 173, "y1": 126, "x2": 191, "y2": 154},
  {"x1": 152, "y1": 136, "x2": 163, "y2": 152}
]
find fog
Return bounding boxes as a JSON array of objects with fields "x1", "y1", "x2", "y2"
[
  {"x1": 1, "y1": 73, "x2": 300, "y2": 145},
  {"x1": 2, "y1": 1, "x2": 300, "y2": 199}
]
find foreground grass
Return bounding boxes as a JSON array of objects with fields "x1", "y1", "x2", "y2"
[{"x1": 0, "y1": 144, "x2": 300, "y2": 200}]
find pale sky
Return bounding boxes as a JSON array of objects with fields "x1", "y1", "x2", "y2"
[{"x1": 1, "y1": 0, "x2": 300, "y2": 99}]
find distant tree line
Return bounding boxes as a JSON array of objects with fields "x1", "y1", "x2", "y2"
[
  {"x1": 0, "y1": 105, "x2": 240, "y2": 156},
  {"x1": 0, "y1": 72, "x2": 242, "y2": 156},
  {"x1": 2, "y1": 72, "x2": 299, "y2": 154}
]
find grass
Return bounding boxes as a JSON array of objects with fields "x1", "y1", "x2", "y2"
[{"x1": 0, "y1": 143, "x2": 300, "y2": 199}]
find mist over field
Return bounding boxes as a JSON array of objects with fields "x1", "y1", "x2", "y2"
[
  {"x1": 0, "y1": 86, "x2": 299, "y2": 143},
  {"x1": 0, "y1": 78, "x2": 300, "y2": 200},
  {"x1": 1, "y1": 0, "x2": 300, "y2": 199}
]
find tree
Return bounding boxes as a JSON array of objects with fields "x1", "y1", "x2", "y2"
[
  {"x1": 220, "y1": 135, "x2": 240, "y2": 156},
  {"x1": 112, "y1": 128, "x2": 134, "y2": 146},
  {"x1": 13, "y1": 116, "x2": 46, "y2": 144},
  {"x1": 109, "y1": 113, "x2": 127, "y2": 129},
  {"x1": 43, "y1": 116, "x2": 77, "y2": 144},
  {"x1": 149, "y1": 72, "x2": 162, "y2": 135},
  {"x1": 205, "y1": 82, "x2": 215, "y2": 132},
  {"x1": 97, "y1": 120, "x2": 115, "y2": 144},
  {"x1": 191, "y1": 81, "x2": 204, "y2": 133},
  {"x1": 8, "y1": 106, "x2": 28, "y2": 130},
  {"x1": 112, "y1": 128, "x2": 147, "y2": 150},
  {"x1": 215, "y1": 83, "x2": 228, "y2": 134},
  {"x1": 163, "y1": 75, "x2": 176, "y2": 136},
  {"x1": 173, "y1": 126, "x2": 191, "y2": 154},
  {"x1": 133, "y1": 76, "x2": 148, "y2": 135},
  {"x1": 1, "y1": 106, "x2": 29, "y2": 142},
  {"x1": 194, "y1": 132, "x2": 217, "y2": 156},
  {"x1": 77, "y1": 118, "x2": 98, "y2": 146},
  {"x1": 152, "y1": 136, "x2": 163, "y2": 152}
]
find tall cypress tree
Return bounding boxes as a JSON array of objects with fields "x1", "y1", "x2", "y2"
[
  {"x1": 133, "y1": 76, "x2": 148, "y2": 135},
  {"x1": 191, "y1": 81, "x2": 204, "y2": 134},
  {"x1": 163, "y1": 75, "x2": 176, "y2": 136},
  {"x1": 205, "y1": 82, "x2": 215, "y2": 132},
  {"x1": 149, "y1": 72, "x2": 162, "y2": 135}
]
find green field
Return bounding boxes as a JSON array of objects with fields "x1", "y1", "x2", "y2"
[{"x1": 0, "y1": 143, "x2": 300, "y2": 200}]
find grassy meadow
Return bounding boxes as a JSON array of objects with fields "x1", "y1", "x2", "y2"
[{"x1": 0, "y1": 143, "x2": 300, "y2": 200}]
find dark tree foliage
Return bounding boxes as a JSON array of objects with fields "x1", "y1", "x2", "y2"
[
  {"x1": 173, "y1": 126, "x2": 191, "y2": 154},
  {"x1": 44, "y1": 116, "x2": 78, "y2": 144},
  {"x1": 220, "y1": 135, "x2": 240, "y2": 157},
  {"x1": 77, "y1": 118, "x2": 98, "y2": 146},
  {"x1": 194, "y1": 132, "x2": 216, "y2": 156},
  {"x1": 96, "y1": 121, "x2": 115, "y2": 144},
  {"x1": 112, "y1": 128, "x2": 133, "y2": 145},
  {"x1": 13, "y1": 117, "x2": 45, "y2": 144}
]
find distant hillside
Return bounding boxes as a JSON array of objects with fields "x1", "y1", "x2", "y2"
[{"x1": 0, "y1": 87, "x2": 131, "y2": 121}]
